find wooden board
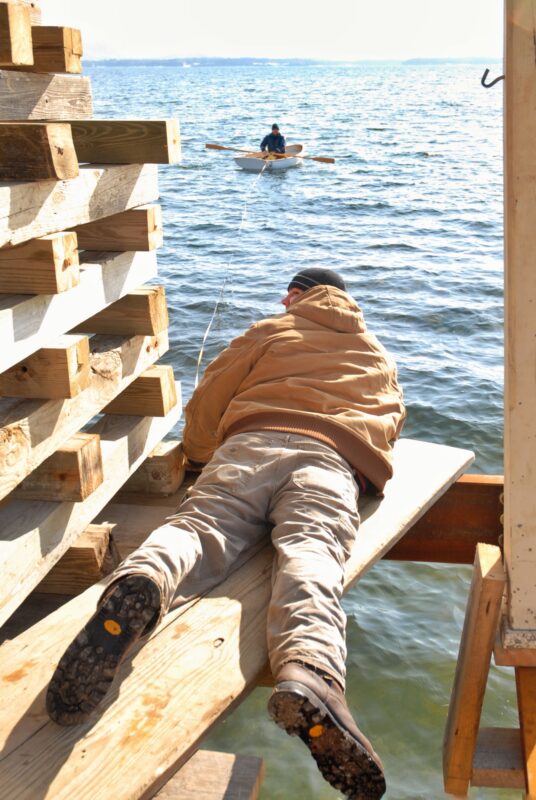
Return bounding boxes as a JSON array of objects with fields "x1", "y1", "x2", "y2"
[
  {"x1": 0, "y1": 438, "x2": 471, "y2": 799},
  {"x1": 0, "y1": 163, "x2": 158, "y2": 248},
  {"x1": 154, "y1": 750, "x2": 265, "y2": 800},
  {"x1": 24, "y1": 26, "x2": 82, "y2": 73},
  {"x1": 472, "y1": 727, "x2": 525, "y2": 790},
  {"x1": 14, "y1": 432, "x2": 103, "y2": 502},
  {"x1": 0, "y1": 331, "x2": 169, "y2": 502},
  {"x1": 0, "y1": 250, "x2": 158, "y2": 372},
  {"x1": 74, "y1": 286, "x2": 168, "y2": 336},
  {"x1": 0, "y1": 2, "x2": 33, "y2": 66},
  {"x1": 0, "y1": 334, "x2": 90, "y2": 399},
  {"x1": 516, "y1": 667, "x2": 536, "y2": 796},
  {"x1": 503, "y1": 0, "x2": 536, "y2": 638},
  {"x1": 0, "y1": 70, "x2": 92, "y2": 119},
  {"x1": 36, "y1": 523, "x2": 120, "y2": 596},
  {"x1": 0, "y1": 121, "x2": 78, "y2": 180},
  {"x1": 121, "y1": 440, "x2": 185, "y2": 497},
  {"x1": 0, "y1": 231, "x2": 79, "y2": 294},
  {"x1": 442, "y1": 544, "x2": 506, "y2": 796},
  {"x1": 68, "y1": 120, "x2": 180, "y2": 164},
  {"x1": 74, "y1": 205, "x2": 163, "y2": 251},
  {"x1": 12, "y1": 0, "x2": 40, "y2": 25},
  {"x1": 0, "y1": 393, "x2": 181, "y2": 627},
  {"x1": 103, "y1": 365, "x2": 177, "y2": 416}
]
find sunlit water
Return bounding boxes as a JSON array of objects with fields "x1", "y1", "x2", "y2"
[{"x1": 88, "y1": 61, "x2": 511, "y2": 798}]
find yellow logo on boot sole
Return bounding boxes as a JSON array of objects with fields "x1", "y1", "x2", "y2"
[{"x1": 104, "y1": 619, "x2": 122, "y2": 636}]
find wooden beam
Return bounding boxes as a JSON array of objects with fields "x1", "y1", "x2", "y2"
[
  {"x1": 472, "y1": 727, "x2": 525, "y2": 790},
  {"x1": 0, "y1": 331, "x2": 168, "y2": 502},
  {"x1": 0, "y1": 70, "x2": 92, "y2": 120},
  {"x1": 121, "y1": 440, "x2": 186, "y2": 497},
  {"x1": 0, "y1": 393, "x2": 181, "y2": 626},
  {"x1": 68, "y1": 119, "x2": 180, "y2": 164},
  {"x1": 0, "y1": 438, "x2": 472, "y2": 800},
  {"x1": 0, "y1": 250, "x2": 158, "y2": 373},
  {"x1": 442, "y1": 544, "x2": 506, "y2": 796},
  {"x1": 154, "y1": 751, "x2": 265, "y2": 800},
  {"x1": 0, "y1": 334, "x2": 90, "y2": 399},
  {"x1": 0, "y1": 2, "x2": 33, "y2": 66},
  {"x1": 74, "y1": 205, "x2": 163, "y2": 251},
  {"x1": 0, "y1": 163, "x2": 158, "y2": 249},
  {"x1": 0, "y1": 231, "x2": 79, "y2": 295},
  {"x1": 36, "y1": 523, "x2": 120, "y2": 595},
  {"x1": 503, "y1": 0, "x2": 536, "y2": 638},
  {"x1": 104, "y1": 365, "x2": 178, "y2": 416},
  {"x1": 23, "y1": 26, "x2": 82, "y2": 74},
  {"x1": 12, "y1": 0, "x2": 40, "y2": 25},
  {"x1": 14, "y1": 432, "x2": 103, "y2": 502},
  {"x1": 0, "y1": 122, "x2": 78, "y2": 180},
  {"x1": 74, "y1": 286, "x2": 168, "y2": 336},
  {"x1": 386, "y1": 475, "x2": 503, "y2": 564},
  {"x1": 516, "y1": 668, "x2": 536, "y2": 797}
]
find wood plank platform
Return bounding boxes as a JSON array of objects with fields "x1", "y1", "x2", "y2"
[
  {"x1": 0, "y1": 70, "x2": 93, "y2": 120},
  {"x1": 0, "y1": 163, "x2": 158, "y2": 248},
  {"x1": 0, "y1": 390, "x2": 182, "y2": 627},
  {"x1": 0, "y1": 250, "x2": 157, "y2": 372},
  {"x1": 0, "y1": 438, "x2": 472, "y2": 800},
  {"x1": 154, "y1": 750, "x2": 265, "y2": 800}
]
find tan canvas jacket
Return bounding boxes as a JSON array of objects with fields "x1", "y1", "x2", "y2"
[{"x1": 182, "y1": 285, "x2": 406, "y2": 491}]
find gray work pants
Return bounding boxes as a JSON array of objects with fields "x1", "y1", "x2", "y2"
[{"x1": 110, "y1": 431, "x2": 361, "y2": 686}]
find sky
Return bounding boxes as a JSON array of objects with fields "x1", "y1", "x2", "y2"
[{"x1": 42, "y1": 0, "x2": 503, "y2": 61}]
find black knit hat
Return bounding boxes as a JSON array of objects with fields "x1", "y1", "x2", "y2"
[
  {"x1": 288, "y1": 268, "x2": 346, "y2": 293},
  {"x1": 272, "y1": 123, "x2": 280, "y2": 130}
]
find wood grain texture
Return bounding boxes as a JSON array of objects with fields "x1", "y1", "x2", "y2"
[
  {"x1": 36, "y1": 523, "x2": 120, "y2": 595},
  {"x1": 0, "y1": 394, "x2": 182, "y2": 626},
  {"x1": 0, "y1": 331, "x2": 169, "y2": 502},
  {"x1": 68, "y1": 119, "x2": 180, "y2": 164},
  {"x1": 103, "y1": 364, "x2": 177, "y2": 416},
  {"x1": 0, "y1": 231, "x2": 79, "y2": 294},
  {"x1": 0, "y1": 334, "x2": 90, "y2": 399},
  {"x1": 442, "y1": 544, "x2": 506, "y2": 795},
  {"x1": 0, "y1": 70, "x2": 92, "y2": 119},
  {"x1": 11, "y1": 0, "x2": 40, "y2": 25},
  {"x1": 0, "y1": 250, "x2": 158, "y2": 372},
  {"x1": 516, "y1": 667, "x2": 536, "y2": 796},
  {"x1": 74, "y1": 204, "x2": 163, "y2": 251},
  {"x1": 154, "y1": 751, "x2": 265, "y2": 800},
  {"x1": 472, "y1": 727, "x2": 525, "y2": 789},
  {"x1": 0, "y1": 163, "x2": 158, "y2": 248},
  {"x1": 0, "y1": 121, "x2": 78, "y2": 180},
  {"x1": 121, "y1": 440, "x2": 185, "y2": 497},
  {"x1": 23, "y1": 25, "x2": 82, "y2": 73},
  {"x1": 14, "y1": 432, "x2": 103, "y2": 502},
  {"x1": 0, "y1": 438, "x2": 470, "y2": 799},
  {"x1": 74, "y1": 286, "x2": 168, "y2": 336},
  {"x1": 0, "y1": 2, "x2": 33, "y2": 66}
]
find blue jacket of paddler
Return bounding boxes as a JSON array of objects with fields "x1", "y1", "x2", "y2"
[{"x1": 260, "y1": 132, "x2": 286, "y2": 153}]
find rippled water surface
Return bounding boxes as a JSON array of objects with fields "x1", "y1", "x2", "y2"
[{"x1": 89, "y1": 62, "x2": 510, "y2": 798}]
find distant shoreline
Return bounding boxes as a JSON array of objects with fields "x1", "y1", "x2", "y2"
[{"x1": 84, "y1": 56, "x2": 501, "y2": 68}]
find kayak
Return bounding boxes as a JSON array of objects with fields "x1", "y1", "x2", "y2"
[{"x1": 234, "y1": 144, "x2": 304, "y2": 172}]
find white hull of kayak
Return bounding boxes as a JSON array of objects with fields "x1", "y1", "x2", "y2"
[{"x1": 234, "y1": 144, "x2": 304, "y2": 172}]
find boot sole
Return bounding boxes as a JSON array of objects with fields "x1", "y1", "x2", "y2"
[
  {"x1": 46, "y1": 575, "x2": 160, "y2": 726},
  {"x1": 268, "y1": 681, "x2": 386, "y2": 800}
]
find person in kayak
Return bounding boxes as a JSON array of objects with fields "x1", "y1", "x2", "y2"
[
  {"x1": 46, "y1": 267, "x2": 405, "y2": 800},
  {"x1": 260, "y1": 123, "x2": 286, "y2": 153}
]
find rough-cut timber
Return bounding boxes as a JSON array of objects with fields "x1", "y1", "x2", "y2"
[
  {"x1": 13, "y1": 0, "x2": 40, "y2": 25},
  {"x1": 0, "y1": 2, "x2": 33, "y2": 66},
  {"x1": 0, "y1": 70, "x2": 92, "y2": 120},
  {"x1": 0, "y1": 250, "x2": 158, "y2": 372},
  {"x1": 36, "y1": 523, "x2": 120, "y2": 595},
  {"x1": 0, "y1": 122, "x2": 78, "y2": 180},
  {"x1": 472, "y1": 727, "x2": 525, "y2": 790},
  {"x1": 0, "y1": 438, "x2": 472, "y2": 800},
  {"x1": 154, "y1": 751, "x2": 265, "y2": 800},
  {"x1": 0, "y1": 163, "x2": 158, "y2": 248},
  {"x1": 0, "y1": 231, "x2": 79, "y2": 294},
  {"x1": 74, "y1": 286, "x2": 169, "y2": 336},
  {"x1": 0, "y1": 331, "x2": 169, "y2": 502},
  {"x1": 74, "y1": 204, "x2": 163, "y2": 251},
  {"x1": 0, "y1": 394, "x2": 181, "y2": 627},
  {"x1": 66, "y1": 119, "x2": 180, "y2": 164},
  {"x1": 14, "y1": 432, "x2": 103, "y2": 502},
  {"x1": 515, "y1": 667, "x2": 536, "y2": 796},
  {"x1": 104, "y1": 364, "x2": 177, "y2": 416},
  {"x1": 24, "y1": 26, "x2": 82, "y2": 73},
  {"x1": 443, "y1": 544, "x2": 506, "y2": 796},
  {"x1": 0, "y1": 334, "x2": 90, "y2": 399},
  {"x1": 121, "y1": 440, "x2": 185, "y2": 497}
]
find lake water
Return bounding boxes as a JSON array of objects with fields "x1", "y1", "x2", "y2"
[{"x1": 88, "y1": 61, "x2": 511, "y2": 799}]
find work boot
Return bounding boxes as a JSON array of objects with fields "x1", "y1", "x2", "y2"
[
  {"x1": 268, "y1": 662, "x2": 386, "y2": 800},
  {"x1": 46, "y1": 574, "x2": 161, "y2": 726}
]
